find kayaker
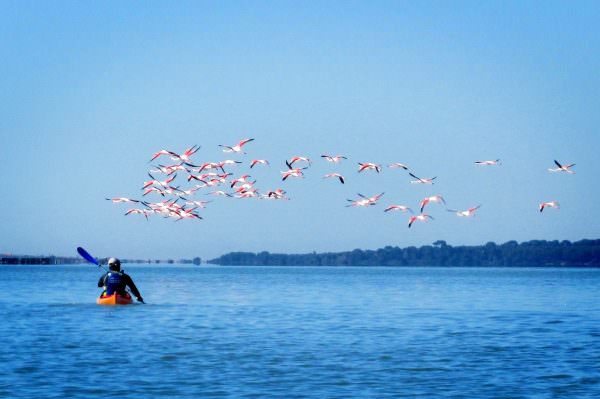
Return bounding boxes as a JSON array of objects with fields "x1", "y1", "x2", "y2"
[{"x1": 98, "y1": 257, "x2": 144, "y2": 303}]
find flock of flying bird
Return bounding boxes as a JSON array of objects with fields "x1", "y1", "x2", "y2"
[{"x1": 106, "y1": 138, "x2": 575, "y2": 227}]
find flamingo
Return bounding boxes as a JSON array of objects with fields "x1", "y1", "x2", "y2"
[
  {"x1": 384, "y1": 205, "x2": 413, "y2": 213},
  {"x1": 218, "y1": 160, "x2": 242, "y2": 168},
  {"x1": 409, "y1": 173, "x2": 436, "y2": 184},
  {"x1": 219, "y1": 138, "x2": 254, "y2": 154},
  {"x1": 142, "y1": 173, "x2": 176, "y2": 189},
  {"x1": 281, "y1": 161, "x2": 307, "y2": 181},
  {"x1": 363, "y1": 192, "x2": 385, "y2": 205},
  {"x1": 168, "y1": 145, "x2": 200, "y2": 163},
  {"x1": 447, "y1": 205, "x2": 481, "y2": 217},
  {"x1": 198, "y1": 172, "x2": 229, "y2": 179},
  {"x1": 145, "y1": 199, "x2": 182, "y2": 213},
  {"x1": 216, "y1": 173, "x2": 233, "y2": 180},
  {"x1": 347, "y1": 193, "x2": 384, "y2": 207},
  {"x1": 539, "y1": 201, "x2": 560, "y2": 212},
  {"x1": 125, "y1": 208, "x2": 153, "y2": 220},
  {"x1": 288, "y1": 156, "x2": 311, "y2": 166},
  {"x1": 321, "y1": 155, "x2": 347, "y2": 163},
  {"x1": 388, "y1": 162, "x2": 410, "y2": 170},
  {"x1": 174, "y1": 207, "x2": 203, "y2": 221},
  {"x1": 149, "y1": 163, "x2": 188, "y2": 175},
  {"x1": 174, "y1": 187, "x2": 201, "y2": 197},
  {"x1": 358, "y1": 162, "x2": 381, "y2": 173},
  {"x1": 548, "y1": 160, "x2": 575, "y2": 174},
  {"x1": 187, "y1": 174, "x2": 208, "y2": 184},
  {"x1": 236, "y1": 190, "x2": 259, "y2": 198},
  {"x1": 177, "y1": 212, "x2": 202, "y2": 221},
  {"x1": 189, "y1": 172, "x2": 231, "y2": 182},
  {"x1": 149, "y1": 166, "x2": 171, "y2": 175},
  {"x1": 198, "y1": 163, "x2": 224, "y2": 173},
  {"x1": 149, "y1": 149, "x2": 172, "y2": 162},
  {"x1": 186, "y1": 162, "x2": 225, "y2": 173},
  {"x1": 419, "y1": 195, "x2": 446, "y2": 212},
  {"x1": 323, "y1": 173, "x2": 345, "y2": 184},
  {"x1": 408, "y1": 214, "x2": 434, "y2": 228},
  {"x1": 475, "y1": 159, "x2": 501, "y2": 166},
  {"x1": 230, "y1": 175, "x2": 253, "y2": 188},
  {"x1": 282, "y1": 168, "x2": 306, "y2": 180},
  {"x1": 206, "y1": 190, "x2": 233, "y2": 197},
  {"x1": 264, "y1": 189, "x2": 288, "y2": 200},
  {"x1": 346, "y1": 198, "x2": 373, "y2": 207},
  {"x1": 250, "y1": 159, "x2": 270, "y2": 168},
  {"x1": 234, "y1": 183, "x2": 256, "y2": 193},
  {"x1": 105, "y1": 197, "x2": 141, "y2": 204},
  {"x1": 143, "y1": 187, "x2": 166, "y2": 197},
  {"x1": 188, "y1": 174, "x2": 227, "y2": 186},
  {"x1": 155, "y1": 201, "x2": 183, "y2": 218},
  {"x1": 204, "y1": 179, "x2": 226, "y2": 187},
  {"x1": 185, "y1": 200, "x2": 211, "y2": 208}
]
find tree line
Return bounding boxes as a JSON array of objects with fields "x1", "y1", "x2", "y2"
[{"x1": 207, "y1": 239, "x2": 600, "y2": 267}]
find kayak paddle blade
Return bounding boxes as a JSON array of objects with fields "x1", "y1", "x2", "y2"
[{"x1": 77, "y1": 247, "x2": 99, "y2": 266}]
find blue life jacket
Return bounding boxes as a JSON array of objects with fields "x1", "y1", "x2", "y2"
[{"x1": 105, "y1": 272, "x2": 126, "y2": 295}]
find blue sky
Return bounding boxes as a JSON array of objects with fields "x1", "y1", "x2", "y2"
[{"x1": 1, "y1": 1, "x2": 599, "y2": 259}]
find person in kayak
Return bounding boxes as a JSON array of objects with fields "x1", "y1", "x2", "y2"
[{"x1": 98, "y1": 257, "x2": 144, "y2": 303}]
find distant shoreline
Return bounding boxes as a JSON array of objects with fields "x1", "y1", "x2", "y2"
[
  {"x1": 0, "y1": 256, "x2": 201, "y2": 266},
  {"x1": 208, "y1": 239, "x2": 600, "y2": 267},
  {"x1": 4, "y1": 239, "x2": 599, "y2": 267}
]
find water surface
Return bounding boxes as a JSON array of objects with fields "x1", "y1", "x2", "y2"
[{"x1": 1, "y1": 265, "x2": 599, "y2": 398}]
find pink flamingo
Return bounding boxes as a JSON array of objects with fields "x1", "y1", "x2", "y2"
[
  {"x1": 384, "y1": 205, "x2": 413, "y2": 213},
  {"x1": 548, "y1": 160, "x2": 575, "y2": 174},
  {"x1": 288, "y1": 156, "x2": 312, "y2": 166},
  {"x1": 408, "y1": 214, "x2": 434, "y2": 228},
  {"x1": 105, "y1": 197, "x2": 141, "y2": 204},
  {"x1": 419, "y1": 195, "x2": 446, "y2": 212},
  {"x1": 539, "y1": 201, "x2": 560, "y2": 212},
  {"x1": 321, "y1": 155, "x2": 347, "y2": 163},
  {"x1": 250, "y1": 159, "x2": 270, "y2": 168},
  {"x1": 447, "y1": 205, "x2": 481, "y2": 217},
  {"x1": 475, "y1": 159, "x2": 501, "y2": 166},
  {"x1": 323, "y1": 173, "x2": 345, "y2": 184},
  {"x1": 358, "y1": 162, "x2": 381, "y2": 173},
  {"x1": 219, "y1": 138, "x2": 255, "y2": 154},
  {"x1": 388, "y1": 162, "x2": 410, "y2": 170},
  {"x1": 409, "y1": 173, "x2": 436, "y2": 184}
]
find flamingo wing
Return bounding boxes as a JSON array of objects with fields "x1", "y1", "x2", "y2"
[{"x1": 239, "y1": 138, "x2": 255, "y2": 147}]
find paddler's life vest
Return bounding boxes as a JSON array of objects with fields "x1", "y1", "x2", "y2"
[{"x1": 104, "y1": 271, "x2": 126, "y2": 295}]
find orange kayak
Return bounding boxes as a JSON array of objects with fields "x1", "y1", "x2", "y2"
[{"x1": 96, "y1": 292, "x2": 134, "y2": 305}]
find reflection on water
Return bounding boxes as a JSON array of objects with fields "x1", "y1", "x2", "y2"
[{"x1": 0, "y1": 265, "x2": 599, "y2": 398}]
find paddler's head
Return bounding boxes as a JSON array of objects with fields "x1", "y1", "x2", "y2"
[{"x1": 108, "y1": 257, "x2": 121, "y2": 271}]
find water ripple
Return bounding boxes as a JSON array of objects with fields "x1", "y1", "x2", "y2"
[{"x1": 0, "y1": 265, "x2": 599, "y2": 398}]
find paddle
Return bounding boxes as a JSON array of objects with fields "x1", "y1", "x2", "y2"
[
  {"x1": 77, "y1": 247, "x2": 143, "y2": 303},
  {"x1": 77, "y1": 246, "x2": 105, "y2": 270}
]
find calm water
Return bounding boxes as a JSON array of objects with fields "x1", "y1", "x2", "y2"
[{"x1": 0, "y1": 265, "x2": 599, "y2": 398}]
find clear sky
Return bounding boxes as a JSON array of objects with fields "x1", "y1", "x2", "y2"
[{"x1": 1, "y1": 1, "x2": 599, "y2": 260}]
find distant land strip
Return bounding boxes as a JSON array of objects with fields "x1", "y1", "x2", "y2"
[
  {"x1": 208, "y1": 239, "x2": 600, "y2": 267},
  {"x1": 0, "y1": 256, "x2": 202, "y2": 266}
]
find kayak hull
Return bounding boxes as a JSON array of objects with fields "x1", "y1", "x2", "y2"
[{"x1": 97, "y1": 293, "x2": 134, "y2": 305}]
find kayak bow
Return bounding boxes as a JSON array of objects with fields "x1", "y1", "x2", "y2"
[{"x1": 96, "y1": 292, "x2": 134, "y2": 306}]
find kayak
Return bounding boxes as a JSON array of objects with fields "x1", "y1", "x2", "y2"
[{"x1": 96, "y1": 292, "x2": 134, "y2": 305}]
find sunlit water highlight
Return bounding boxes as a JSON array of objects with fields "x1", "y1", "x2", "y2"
[{"x1": 1, "y1": 265, "x2": 599, "y2": 398}]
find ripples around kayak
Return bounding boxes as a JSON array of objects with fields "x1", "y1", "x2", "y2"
[{"x1": 0, "y1": 265, "x2": 599, "y2": 398}]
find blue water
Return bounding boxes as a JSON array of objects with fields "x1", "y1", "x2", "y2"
[{"x1": 0, "y1": 266, "x2": 599, "y2": 398}]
